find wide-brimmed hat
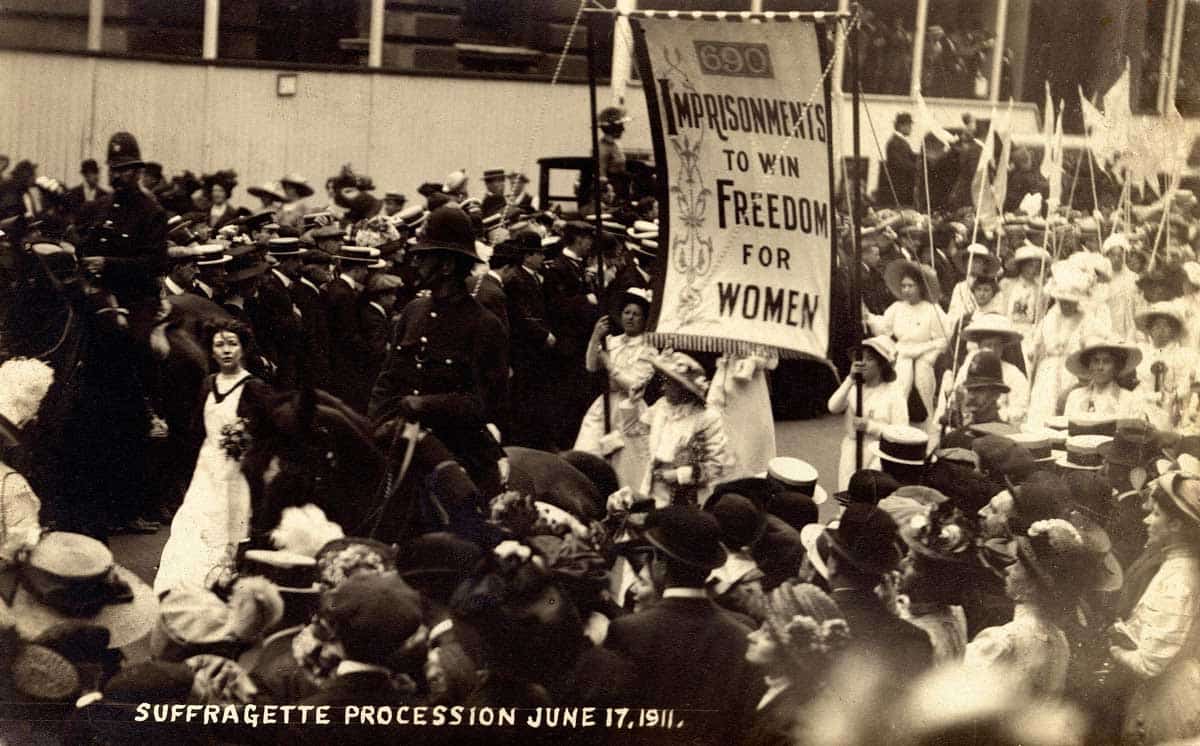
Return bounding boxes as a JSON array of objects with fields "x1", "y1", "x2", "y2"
[
  {"x1": 963, "y1": 313, "x2": 1023, "y2": 344},
  {"x1": 410, "y1": 205, "x2": 479, "y2": 260},
  {"x1": 963, "y1": 351, "x2": 1010, "y2": 392},
  {"x1": 280, "y1": 174, "x2": 314, "y2": 198},
  {"x1": 247, "y1": 182, "x2": 286, "y2": 203},
  {"x1": 871, "y1": 425, "x2": 929, "y2": 467},
  {"x1": 651, "y1": 351, "x2": 710, "y2": 401},
  {"x1": 1156, "y1": 472, "x2": 1200, "y2": 528},
  {"x1": 854, "y1": 335, "x2": 898, "y2": 382},
  {"x1": 641, "y1": 505, "x2": 727, "y2": 570},
  {"x1": 618, "y1": 287, "x2": 653, "y2": 314},
  {"x1": 1134, "y1": 301, "x2": 1187, "y2": 336},
  {"x1": 953, "y1": 243, "x2": 1002, "y2": 277},
  {"x1": 1065, "y1": 336, "x2": 1142, "y2": 380},
  {"x1": 799, "y1": 522, "x2": 834, "y2": 580},
  {"x1": 1044, "y1": 263, "x2": 1093, "y2": 303},
  {"x1": 0, "y1": 532, "x2": 158, "y2": 649},
  {"x1": 1055, "y1": 435, "x2": 1113, "y2": 470},
  {"x1": 884, "y1": 259, "x2": 942, "y2": 304},
  {"x1": 825, "y1": 503, "x2": 902, "y2": 577},
  {"x1": 899, "y1": 503, "x2": 980, "y2": 565}
]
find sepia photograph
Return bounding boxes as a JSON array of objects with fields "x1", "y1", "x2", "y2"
[{"x1": 0, "y1": 0, "x2": 1199, "y2": 743}]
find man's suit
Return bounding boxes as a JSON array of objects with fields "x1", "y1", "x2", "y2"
[
  {"x1": 604, "y1": 594, "x2": 760, "y2": 746},
  {"x1": 256, "y1": 269, "x2": 304, "y2": 389},
  {"x1": 471, "y1": 270, "x2": 509, "y2": 336},
  {"x1": 291, "y1": 276, "x2": 332, "y2": 389},
  {"x1": 504, "y1": 265, "x2": 555, "y2": 450},
  {"x1": 325, "y1": 276, "x2": 373, "y2": 412},
  {"x1": 884, "y1": 132, "x2": 917, "y2": 207},
  {"x1": 65, "y1": 183, "x2": 109, "y2": 227},
  {"x1": 831, "y1": 586, "x2": 934, "y2": 675},
  {"x1": 541, "y1": 250, "x2": 601, "y2": 448}
]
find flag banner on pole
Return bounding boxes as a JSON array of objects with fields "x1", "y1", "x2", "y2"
[{"x1": 631, "y1": 16, "x2": 834, "y2": 359}]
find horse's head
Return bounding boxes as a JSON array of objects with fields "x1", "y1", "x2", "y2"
[{"x1": 242, "y1": 388, "x2": 385, "y2": 543}]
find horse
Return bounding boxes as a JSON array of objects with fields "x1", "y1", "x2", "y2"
[
  {"x1": 4, "y1": 237, "x2": 215, "y2": 538},
  {"x1": 241, "y1": 387, "x2": 498, "y2": 548}
]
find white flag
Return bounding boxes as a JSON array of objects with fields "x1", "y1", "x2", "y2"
[{"x1": 915, "y1": 92, "x2": 955, "y2": 146}]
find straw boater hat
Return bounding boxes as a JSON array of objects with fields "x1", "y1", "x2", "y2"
[
  {"x1": 884, "y1": 259, "x2": 942, "y2": 304},
  {"x1": 1135, "y1": 301, "x2": 1187, "y2": 336},
  {"x1": 1055, "y1": 435, "x2": 1113, "y2": 471},
  {"x1": 335, "y1": 245, "x2": 387, "y2": 269},
  {"x1": 0, "y1": 532, "x2": 158, "y2": 649},
  {"x1": 651, "y1": 351, "x2": 710, "y2": 401},
  {"x1": 766, "y1": 457, "x2": 829, "y2": 505},
  {"x1": 962, "y1": 313, "x2": 1023, "y2": 345},
  {"x1": 871, "y1": 425, "x2": 929, "y2": 466},
  {"x1": 953, "y1": 243, "x2": 1002, "y2": 278},
  {"x1": 1156, "y1": 472, "x2": 1200, "y2": 529},
  {"x1": 1065, "y1": 336, "x2": 1142, "y2": 380},
  {"x1": 1005, "y1": 432, "x2": 1055, "y2": 463}
]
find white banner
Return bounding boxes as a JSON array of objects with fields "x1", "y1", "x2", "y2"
[{"x1": 633, "y1": 16, "x2": 834, "y2": 358}]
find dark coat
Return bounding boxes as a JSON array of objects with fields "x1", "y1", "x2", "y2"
[
  {"x1": 325, "y1": 276, "x2": 373, "y2": 411},
  {"x1": 471, "y1": 271, "x2": 509, "y2": 336},
  {"x1": 504, "y1": 266, "x2": 551, "y2": 356},
  {"x1": 192, "y1": 373, "x2": 273, "y2": 443},
  {"x1": 291, "y1": 277, "x2": 332, "y2": 389},
  {"x1": 541, "y1": 252, "x2": 602, "y2": 446},
  {"x1": 64, "y1": 183, "x2": 109, "y2": 226},
  {"x1": 504, "y1": 266, "x2": 556, "y2": 449},
  {"x1": 831, "y1": 586, "x2": 934, "y2": 675},
  {"x1": 741, "y1": 684, "x2": 810, "y2": 746},
  {"x1": 604, "y1": 595, "x2": 760, "y2": 746},
  {"x1": 256, "y1": 270, "x2": 304, "y2": 389},
  {"x1": 359, "y1": 298, "x2": 391, "y2": 382},
  {"x1": 292, "y1": 670, "x2": 414, "y2": 746},
  {"x1": 861, "y1": 263, "x2": 893, "y2": 315},
  {"x1": 368, "y1": 288, "x2": 507, "y2": 490},
  {"x1": 884, "y1": 132, "x2": 917, "y2": 207},
  {"x1": 206, "y1": 203, "x2": 239, "y2": 230},
  {"x1": 481, "y1": 192, "x2": 507, "y2": 219},
  {"x1": 78, "y1": 186, "x2": 169, "y2": 279}
]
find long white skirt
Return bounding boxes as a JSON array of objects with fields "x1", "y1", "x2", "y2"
[{"x1": 574, "y1": 392, "x2": 650, "y2": 491}]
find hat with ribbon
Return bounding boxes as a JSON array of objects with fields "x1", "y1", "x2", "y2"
[
  {"x1": 247, "y1": 182, "x2": 286, "y2": 204},
  {"x1": 833, "y1": 469, "x2": 901, "y2": 507},
  {"x1": 1134, "y1": 300, "x2": 1187, "y2": 336},
  {"x1": 0, "y1": 532, "x2": 157, "y2": 649},
  {"x1": 651, "y1": 351, "x2": 710, "y2": 402},
  {"x1": 871, "y1": 425, "x2": 929, "y2": 466},
  {"x1": 1156, "y1": 472, "x2": 1200, "y2": 529},
  {"x1": 962, "y1": 313, "x2": 1023, "y2": 344},
  {"x1": 280, "y1": 174, "x2": 314, "y2": 199},
  {"x1": 854, "y1": 335, "x2": 898, "y2": 382},
  {"x1": 1055, "y1": 435, "x2": 1113, "y2": 470},
  {"x1": 1065, "y1": 336, "x2": 1142, "y2": 380},
  {"x1": 1004, "y1": 431, "x2": 1055, "y2": 463},
  {"x1": 266, "y1": 237, "x2": 305, "y2": 257},
  {"x1": 824, "y1": 503, "x2": 903, "y2": 577}
]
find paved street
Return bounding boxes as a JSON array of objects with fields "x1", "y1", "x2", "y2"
[{"x1": 112, "y1": 414, "x2": 846, "y2": 587}]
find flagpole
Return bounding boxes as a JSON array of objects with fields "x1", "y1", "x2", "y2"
[
  {"x1": 586, "y1": 12, "x2": 612, "y2": 438},
  {"x1": 850, "y1": 10, "x2": 865, "y2": 471}
]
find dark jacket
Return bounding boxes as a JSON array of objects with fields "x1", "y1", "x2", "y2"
[
  {"x1": 884, "y1": 132, "x2": 917, "y2": 207},
  {"x1": 78, "y1": 186, "x2": 168, "y2": 277},
  {"x1": 471, "y1": 271, "x2": 510, "y2": 336},
  {"x1": 503, "y1": 266, "x2": 551, "y2": 357},
  {"x1": 542, "y1": 251, "x2": 599, "y2": 361},
  {"x1": 256, "y1": 270, "x2": 304, "y2": 389},
  {"x1": 359, "y1": 298, "x2": 391, "y2": 378},
  {"x1": 604, "y1": 594, "x2": 760, "y2": 746},
  {"x1": 325, "y1": 276, "x2": 373, "y2": 411},
  {"x1": 831, "y1": 586, "x2": 934, "y2": 675},
  {"x1": 206, "y1": 203, "x2": 239, "y2": 230},
  {"x1": 64, "y1": 183, "x2": 110, "y2": 226},
  {"x1": 291, "y1": 277, "x2": 332, "y2": 389}
]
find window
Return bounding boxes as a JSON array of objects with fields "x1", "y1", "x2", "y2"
[
  {"x1": 219, "y1": 0, "x2": 362, "y2": 66},
  {"x1": 848, "y1": 0, "x2": 918, "y2": 96},
  {"x1": 921, "y1": 0, "x2": 1005, "y2": 100}
]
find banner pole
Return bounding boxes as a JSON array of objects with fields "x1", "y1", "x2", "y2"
[
  {"x1": 850, "y1": 9, "x2": 864, "y2": 471},
  {"x1": 586, "y1": 12, "x2": 612, "y2": 438}
]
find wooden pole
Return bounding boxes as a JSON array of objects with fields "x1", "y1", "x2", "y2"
[
  {"x1": 586, "y1": 13, "x2": 612, "y2": 437},
  {"x1": 850, "y1": 10, "x2": 865, "y2": 471}
]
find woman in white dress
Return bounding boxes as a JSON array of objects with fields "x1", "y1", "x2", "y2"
[
  {"x1": 827, "y1": 335, "x2": 909, "y2": 491},
  {"x1": 574, "y1": 288, "x2": 657, "y2": 489},
  {"x1": 708, "y1": 349, "x2": 778, "y2": 478},
  {"x1": 1062, "y1": 337, "x2": 1142, "y2": 420},
  {"x1": 1026, "y1": 263, "x2": 1107, "y2": 427},
  {"x1": 1000, "y1": 243, "x2": 1051, "y2": 365},
  {"x1": 155, "y1": 320, "x2": 271, "y2": 595},
  {"x1": 869, "y1": 260, "x2": 948, "y2": 435}
]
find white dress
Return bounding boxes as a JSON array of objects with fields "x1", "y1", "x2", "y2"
[
  {"x1": 573, "y1": 333, "x2": 657, "y2": 490},
  {"x1": 827, "y1": 379, "x2": 909, "y2": 491},
  {"x1": 708, "y1": 352, "x2": 778, "y2": 478},
  {"x1": 1026, "y1": 306, "x2": 1107, "y2": 427},
  {"x1": 154, "y1": 378, "x2": 253, "y2": 595},
  {"x1": 639, "y1": 399, "x2": 735, "y2": 508}
]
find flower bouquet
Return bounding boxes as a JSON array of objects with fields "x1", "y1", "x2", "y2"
[{"x1": 218, "y1": 417, "x2": 252, "y2": 462}]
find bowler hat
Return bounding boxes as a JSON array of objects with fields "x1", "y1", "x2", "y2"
[
  {"x1": 963, "y1": 351, "x2": 1009, "y2": 392},
  {"x1": 320, "y1": 572, "x2": 422, "y2": 667},
  {"x1": 641, "y1": 506, "x2": 727, "y2": 570},
  {"x1": 972, "y1": 434, "x2": 1035, "y2": 483},
  {"x1": 410, "y1": 205, "x2": 479, "y2": 260},
  {"x1": 105, "y1": 132, "x2": 144, "y2": 169},
  {"x1": 834, "y1": 469, "x2": 900, "y2": 507},
  {"x1": 824, "y1": 503, "x2": 902, "y2": 576},
  {"x1": 1098, "y1": 420, "x2": 1159, "y2": 468},
  {"x1": 707, "y1": 493, "x2": 768, "y2": 550},
  {"x1": 397, "y1": 532, "x2": 483, "y2": 587},
  {"x1": 80, "y1": 158, "x2": 100, "y2": 175}
]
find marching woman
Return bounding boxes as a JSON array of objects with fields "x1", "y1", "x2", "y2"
[
  {"x1": 868, "y1": 259, "x2": 948, "y2": 436},
  {"x1": 1062, "y1": 337, "x2": 1142, "y2": 420},
  {"x1": 574, "y1": 288, "x2": 658, "y2": 489},
  {"x1": 708, "y1": 348, "x2": 779, "y2": 478},
  {"x1": 1000, "y1": 242, "x2": 1051, "y2": 365},
  {"x1": 1134, "y1": 301, "x2": 1199, "y2": 432},
  {"x1": 826, "y1": 335, "x2": 908, "y2": 491},
  {"x1": 1026, "y1": 263, "x2": 1107, "y2": 427},
  {"x1": 1108, "y1": 472, "x2": 1200, "y2": 745},
  {"x1": 155, "y1": 319, "x2": 272, "y2": 595},
  {"x1": 639, "y1": 351, "x2": 735, "y2": 508}
]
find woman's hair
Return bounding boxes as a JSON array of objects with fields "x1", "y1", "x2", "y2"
[
  {"x1": 860, "y1": 345, "x2": 897, "y2": 383},
  {"x1": 972, "y1": 275, "x2": 1000, "y2": 293},
  {"x1": 1151, "y1": 482, "x2": 1200, "y2": 543},
  {"x1": 1080, "y1": 348, "x2": 1125, "y2": 373},
  {"x1": 203, "y1": 318, "x2": 257, "y2": 360},
  {"x1": 897, "y1": 265, "x2": 927, "y2": 300}
]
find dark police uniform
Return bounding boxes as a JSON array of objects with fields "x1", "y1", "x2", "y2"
[
  {"x1": 78, "y1": 186, "x2": 169, "y2": 303},
  {"x1": 368, "y1": 288, "x2": 508, "y2": 498}
]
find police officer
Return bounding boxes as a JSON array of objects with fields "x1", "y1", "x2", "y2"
[
  {"x1": 78, "y1": 132, "x2": 168, "y2": 307},
  {"x1": 369, "y1": 205, "x2": 508, "y2": 503}
]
